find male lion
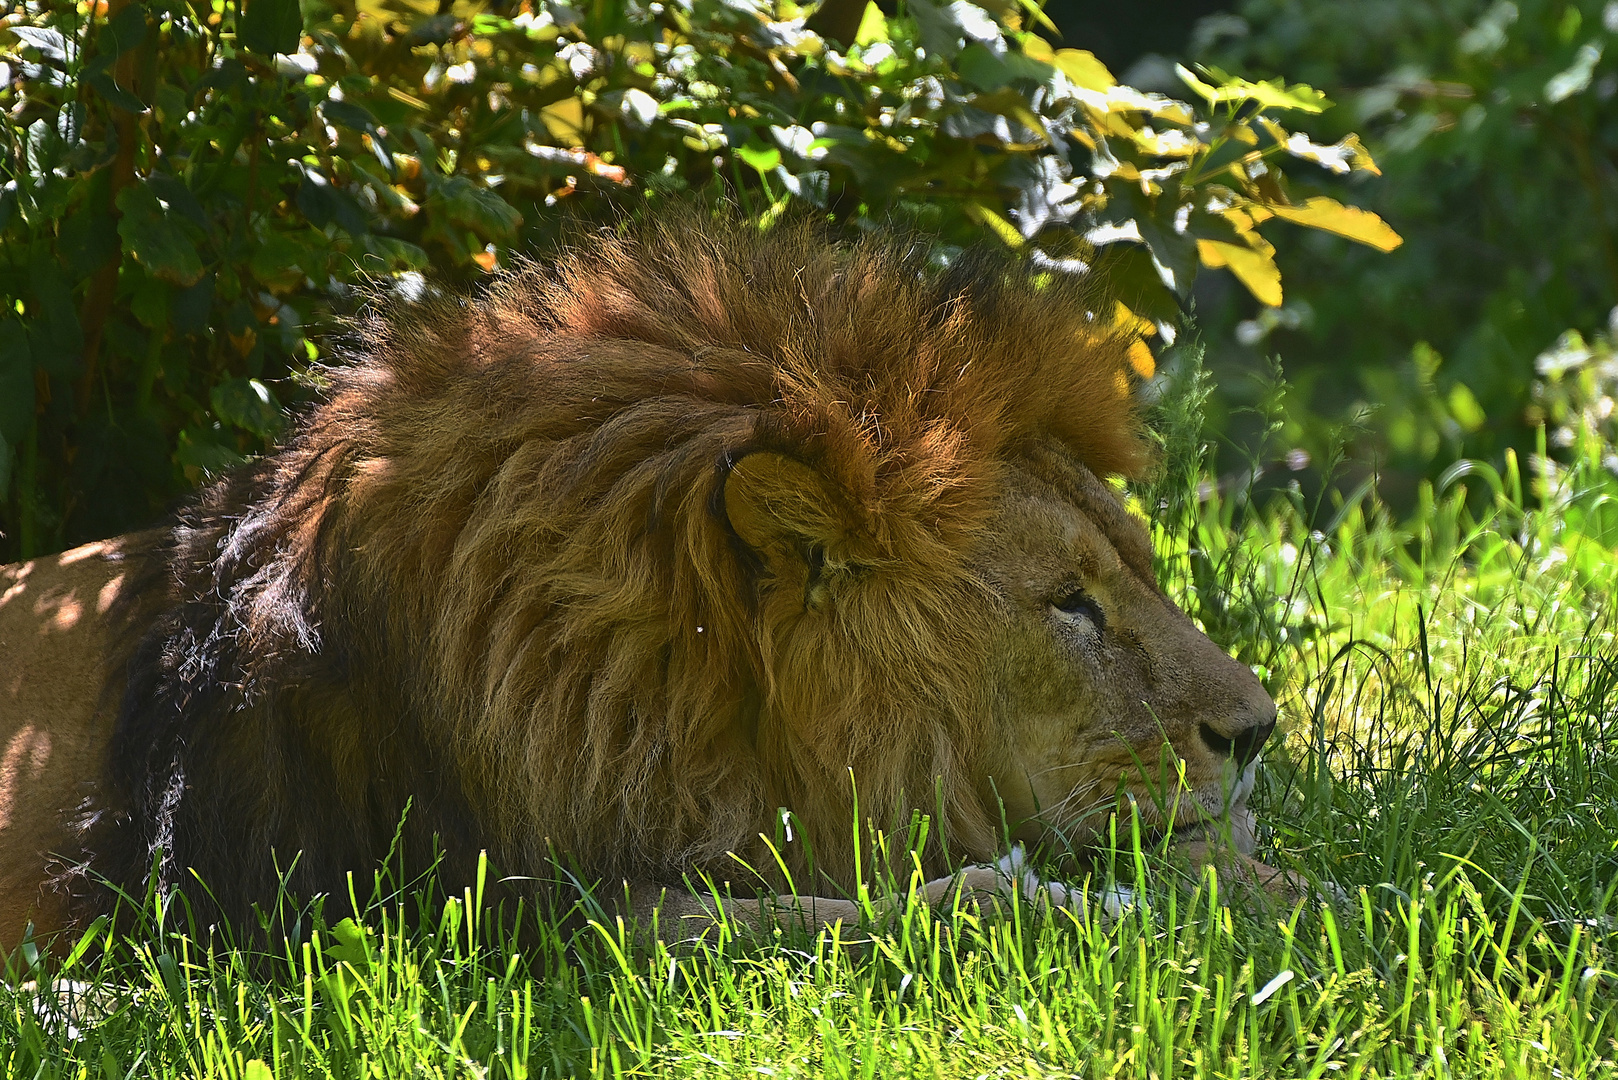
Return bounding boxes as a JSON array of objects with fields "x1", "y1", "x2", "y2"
[{"x1": 0, "y1": 217, "x2": 1292, "y2": 949}]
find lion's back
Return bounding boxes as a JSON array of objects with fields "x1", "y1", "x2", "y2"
[{"x1": 0, "y1": 533, "x2": 161, "y2": 948}]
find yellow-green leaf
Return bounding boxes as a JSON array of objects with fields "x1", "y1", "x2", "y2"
[
  {"x1": 964, "y1": 202, "x2": 1025, "y2": 248},
  {"x1": 1055, "y1": 49, "x2": 1115, "y2": 92},
  {"x1": 1198, "y1": 239, "x2": 1282, "y2": 306},
  {"x1": 1017, "y1": 0, "x2": 1058, "y2": 34},
  {"x1": 1175, "y1": 64, "x2": 1328, "y2": 113},
  {"x1": 1264, "y1": 197, "x2": 1403, "y2": 252},
  {"x1": 854, "y1": 2, "x2": 888, "y2": 46},
  {"x1": 1448, "y1": 383, "x2": 1486, "y2": 432}
]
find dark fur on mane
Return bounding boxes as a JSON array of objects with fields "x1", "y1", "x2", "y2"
[{"x1": 76, "y1": 213, "x2": 1149, "y2": 934}]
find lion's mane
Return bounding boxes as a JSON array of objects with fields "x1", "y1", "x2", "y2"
[{"x1": 83, "y1": 215, "x2": 1149, "y2": 928}]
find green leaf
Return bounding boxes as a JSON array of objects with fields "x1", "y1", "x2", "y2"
[
  {"x1": 100, "y1": 3, "x2": 149, "y2": 58},
  {"x1": 910, "y1": 0, "x2": 1000, "y2": 61},
  {"x1": 147, "y1": 173, "x2": 208, "y2": 227},
  {"x1": 30, "y1": 268, "x2": 83, "y2": 376},
  {"x1": 130, "y1": 271, "x2": 170, "y2": 330},
  {"x1": 238, "y1": 0, "x2": 303, "y2": 56},
  {"x1": 1176, "y1": 64, "x2": 1329, "y2": 113},
  {"x1": 176, "y1": 426, "x2": 247, "y2": 477},
  {"x1": 1448, "y1": 383, "x2": 1486, "y2": 432},
  {"x1": 172, "y1": 273, "x2": 215, "y2": 336},
  {"x1": 211, "y1": 377, "x2": 284, "y2": 439},
  {"x1": 326, "y1": 918, "x2": 375, "y2": 967},
  {"x1": 428, "y1": 176, "x2": 522, "y2": 239},
  {"x1": 87, "y1": 69, "x2": 148, "y2": 113},
  {"x1": 59, "y1": 205, "x2": 119, "y2": 278},
  {"x1": 116, "y1": 183, "x2": 205, "y2": 285},
  {"x1": 957, "y1": 43, "x2": 1011, "y2": 90},
  {"x1": 250, "y1": 233, "x2": 311, "y2": 291},
  {"x1": 736, "y1": 142, "x2": 781, "y2": 173},
  {"x1": 0, "y1": 323, "x2": 35, "y2": 444},
  {"x1": 358, "y1": 235, "x2": 429, "y2": 273}
]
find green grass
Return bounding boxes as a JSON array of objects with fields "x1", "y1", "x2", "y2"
[{"x1": 7, "y1": 354, "x2": 1618, "y2": 1078}]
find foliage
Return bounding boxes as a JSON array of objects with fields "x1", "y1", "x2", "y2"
[
  {"x1": 0, "y1": 0, "x2": 1396, "y2": 560},
  {"x1": 1189, "y1": 0, "x2": 1618, "y2": 492},
  {"x1": 7, "y1": 368, "x2": 1618, "y2": 1075}
]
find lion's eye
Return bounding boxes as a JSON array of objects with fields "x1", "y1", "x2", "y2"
[{"x1": 1052, "y1": 589, "x2": 1105, "y2": 631}]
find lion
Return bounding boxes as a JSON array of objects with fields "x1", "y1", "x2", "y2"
[{"x1": 0, "y1": 216, "x2": 1294, "y2": 949}]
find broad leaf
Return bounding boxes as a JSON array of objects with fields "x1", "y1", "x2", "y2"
[
  {"x1": 238, "y1": 0, "x2": 303, "y2": 56},
  {"x1": 211, "y1": 377, "x2": 285, "y2": 439},
  {"x1": 1198, "y1": 238, "x2": 1283, "y2": 306},
  {"x1": 1054, "y1": 49, "x2": 1115, "y2": 92},
  {"x1": 116, "y1": 183, "x2": 205, "y2": 285},
  {"x1": 1260, "y1": 197, "x2": 1404, "y2": 252}
]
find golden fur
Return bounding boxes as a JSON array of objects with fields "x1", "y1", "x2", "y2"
[{"x1": 0, "y1": 216, "x2": 1290, "y2": 945}]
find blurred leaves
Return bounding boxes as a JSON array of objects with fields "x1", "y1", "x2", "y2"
[
  {"x1": 0, "y1": 0, "x2": 1392, "y2": 559},
  {"x1": 1192, "y1": 0, "x2": 1618, "y2": 492}
]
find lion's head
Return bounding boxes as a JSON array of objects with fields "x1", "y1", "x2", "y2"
[{"x1": 86, "y1": 213, "x2": 1275, "y2": 924}]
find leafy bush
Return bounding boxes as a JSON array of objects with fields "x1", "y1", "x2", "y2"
[
  {"x1": 1191, "y1": 0, "x2": 1618, "y2": 493},
  {"x1": 0, "y1": 0, "x2": 1394, "y2": 561}
]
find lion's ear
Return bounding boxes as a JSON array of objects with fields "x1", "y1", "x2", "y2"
[{"x1": 722, "y1": 452, "x2": 867, "y2": 606}]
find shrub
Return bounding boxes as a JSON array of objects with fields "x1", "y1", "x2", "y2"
[{"x1": 0, "y1": 0, "x2": 1391, "y2": 559}]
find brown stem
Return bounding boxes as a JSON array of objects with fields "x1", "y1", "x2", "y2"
[{"x1": 76, "y1": 0, "x2": 147, "y2": 416}]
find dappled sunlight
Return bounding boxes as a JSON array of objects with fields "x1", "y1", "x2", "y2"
[
  {"x1": 0, "y1": 725, "x2": 52, "y2": 831},
  {"x1": 30, "y1": 589, "x2": 83, "y2": 635}
]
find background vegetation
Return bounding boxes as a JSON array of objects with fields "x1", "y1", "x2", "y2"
[
  {"x1": 0, "y1": 0, "x2": 1395, "y2": 561},
  {"x1": 1185, "y1": 0, "x2": 1618, "y2": 504}
]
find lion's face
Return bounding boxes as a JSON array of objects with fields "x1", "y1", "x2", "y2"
[
  {"x1": 724, "y1": 438, "x2": 1276, "y2": 874},
  {"x1": 971, "y1": 449, "x2": 1276, "y2": 855}
]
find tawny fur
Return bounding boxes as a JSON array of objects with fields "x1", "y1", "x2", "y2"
[{"x1": 0, "y1": 215, "x2": 1289, "y2": 945}]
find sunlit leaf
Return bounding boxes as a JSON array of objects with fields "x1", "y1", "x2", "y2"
[
  {"x1": 854, "y1": 1, "x2": 888, "y2": 46},
  {"x1": 1261, "y1": 120, "x2": 1381, "y2": 175},
  {"x1": 1198, "y1": 238, "x2": 1282, "y2": 306},
  {"x1": 1448, "y1": 383, "x2": 1486, "y2": 432},
  {"x1": 1261, "y1": 197, "x2": 1403, "y2": 252},
  {"x1": 737, "y1": 142, "x2": 782, "y2": 173},
  {"x1": 1546, "y1": 41, "x2": 1603, "y2": 103},
  {"x1": 972, "y1": 87, "x2": 1051, "y2": 143},
  {"x1": 963, "y1": 201, "x2": 1024, "y2": 247},
  {"x1": 541, "y1": 97, "x2": 586, "y2": 144},
  {"x1": 1126, "y1": 339, "x2": 1156, "y2": 379},
  {"x1": 1054, "y1": 49, "x2": 1115, "y2": 92},
  {"x1": 1176, "y1": 64, "x2": 1328, "y2": 113}
]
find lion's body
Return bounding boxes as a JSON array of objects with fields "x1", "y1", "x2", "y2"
[
  {"x1": 0, "y1": 218, "x2": 1286, "y2": 948},
  {"x1": 0, "y1": 535, "x2": 156, "y2": 945}
]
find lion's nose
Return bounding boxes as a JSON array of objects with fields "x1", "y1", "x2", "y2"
[{"x1": 1199, "y1": 718, "x2": 1276, "y2": 769}]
